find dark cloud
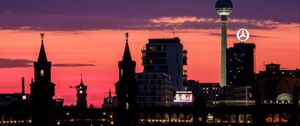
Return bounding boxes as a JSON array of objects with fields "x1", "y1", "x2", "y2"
[
  {"x1": 0, "y1": 58, "x2": 32, "y2": 68},
  {"x1": 0, "y1": 58, "x2": 95, "y2": 68},
  {"x1": 0, "y1": 14, "x2": 285, "y2": 31},
  {"x1": 0, "y1": 0, "x2": 298, "y2": 31},
  {"x1": 134, "y1": 17, "x2": 284, "y2": 30},
  {"x1": 53, "y1": 63, "x2": 95, "y2": 67},
  {"x1": 208, "y1": 33, "x2": 269, "y2": 38}
]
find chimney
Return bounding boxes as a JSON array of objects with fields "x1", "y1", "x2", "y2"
[{"x1": 22, "y1": 77, "x2": 25, "y2": 95}]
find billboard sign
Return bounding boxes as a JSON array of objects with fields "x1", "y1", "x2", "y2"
[{"x1": 174, "y1": 91, "x2": 193, "y2": 103}]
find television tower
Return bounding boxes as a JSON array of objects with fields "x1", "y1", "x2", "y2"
[{"x1": 215, "y1": 0, "x2": 233, "y2": 87}]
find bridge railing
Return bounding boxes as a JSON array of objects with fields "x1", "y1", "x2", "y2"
[{"x1": 206, "y1": 100, "x2": 255, "y2": 107}]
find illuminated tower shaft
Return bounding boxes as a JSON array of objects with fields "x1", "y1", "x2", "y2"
[
  {"x1": 221, "y1": 16, "x2": 227, "y2": 87},
  {"x1": 215, "y1": 0, "x2": 233, "y2": 87}
]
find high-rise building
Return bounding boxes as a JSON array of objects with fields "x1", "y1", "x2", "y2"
[
  {"x1": 215, "y1": 0, "x2": 233, "y2": 87},
  {"x1": 115, "y1": 33, "x2": 138, "y2": 126},
  {"x1": 136, "y1": 72, "x2": 175, "y2": 107},
  {"x1": 141, "y1": 37, "x2": 187, "y2": 90},
  {"x1": 227, "y1": 42, "x2": 256, "y2": 86},
  {"x1": 30, "y1": 33, "x2": 55, "y2": 126},
  {"x1": 76, "y1": 78, "x2": 87, "y2": 109}
]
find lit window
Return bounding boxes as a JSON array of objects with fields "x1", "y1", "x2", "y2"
[
  {"x1": 120, "y1": 69, "x2": 123, "y2": 76},
  {"x1": 79, "y1": 90, "x2": 83, "y2": 94},
  {"x1": 126, "y1": 102, "x2": 129, "y2": 110},
  {"x1": 40, "y1": 70, "x2": 44, "y2": 76},
  {"x1": 149, "y1": 46, "x2": 156, "y2": 51},
  {"x1": 22, "y1": 95, "x2": 27, "y2": 100}
]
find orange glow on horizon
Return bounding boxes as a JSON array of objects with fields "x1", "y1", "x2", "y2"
[{"x1": 0, "y1": 23, "x2": 299, "y2": 106}]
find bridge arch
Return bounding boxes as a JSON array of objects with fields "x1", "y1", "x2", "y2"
[
  {"x1": 178, "y1": 113, "x2": 185, "y2": 122},
  {"x1": 186, "y1": 113, "x2": 193, "y2": 123},
  {"x1": 238, "y1": 114, "x2": 245, "y2": 123},
  {"x1": 162, "y1": 113, "x2": 169, "y2": 123},
  {"x1": 170, "y1": 113, "x2": 177, "y2": 122},
  {"x1": 277, "y1": 93, "x2": 293, "y2": 102},
  {"x1": 230, "y1": 114, "x2": 237, "y2": 123}
]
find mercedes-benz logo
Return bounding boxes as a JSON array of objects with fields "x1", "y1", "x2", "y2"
[{"x1": 236, "y1": 28, "x2": 250, "y2": 42}]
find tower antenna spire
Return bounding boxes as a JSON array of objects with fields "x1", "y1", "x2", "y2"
[
  {"x1": 172, "y1": 30, "x2": 175, "y2": 37},
  {"x1": 109, "y1": 89, "x2": 112, "y2": 97},
  {"x1": 80, "y1": 74, "x2": 83, "y2": 83},
  {"x1": 40, "y1": 33, "x2": 45, "y2": 42},
  {"x1": 125, "y1": 32, "x2": 129, "y2": 43}
]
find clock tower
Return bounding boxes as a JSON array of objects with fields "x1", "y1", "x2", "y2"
[
  {"x1": 76, "y1": 76, "x2": 87, "y2": 109},
  {"x1": 30, "y1": 33, "x2": 55, "y2": 126}
]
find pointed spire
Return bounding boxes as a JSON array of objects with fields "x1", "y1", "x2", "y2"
[
  {"x1": 80, "y1": 74, "x2": 84, "y2": 86},
  {"x1": 80, "y1": 74, "x2": 83, "y2": 83},
  {"x1": 109, "y1": 89, "x2": 112, "y2": 98},
  {"x1": 122, "y1": 32, "x2": 132, "y2": 61},
  {"x1": 37, "y1": 33, "x2": 48, "y2": 62}
]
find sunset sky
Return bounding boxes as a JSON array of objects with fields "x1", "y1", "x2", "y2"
[{"x1": 0, "y1": 0, "x2": 299, "y2": 107}]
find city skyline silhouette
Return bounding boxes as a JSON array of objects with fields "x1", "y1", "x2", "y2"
[
  {"x1": 0, "y1": 0, "x2": 299, "y2": 107},
  {"x1": 0, "y1": 0, "x2": 299, "y2": 125}
]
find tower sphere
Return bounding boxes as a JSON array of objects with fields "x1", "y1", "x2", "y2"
[{"x1": 215, "y1": 0, "x2": 233, "y2": 16}]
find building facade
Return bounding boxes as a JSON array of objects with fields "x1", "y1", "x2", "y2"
[
  {"x1": 227, "y1": 42, "x2": 256, "y2": 87},
  {"x1": 186, "y1": 80, "x2": 220, "y2": 101},
  {"x1": 253, "y1": 63, "x2": 300, "y2": 124},
  {"x1": 256, "y1": 63, "x2": 300, "y2": 102},
  {"x1": 142, "y1": 37, "x2": 187, "y2": 90},
  {"x1": 225, "y1": 86, "x2": 252, "y2": 100},
  {"x1": 136, "y1": 72, "x2": 175, "y2": 107}
]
